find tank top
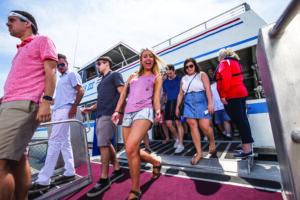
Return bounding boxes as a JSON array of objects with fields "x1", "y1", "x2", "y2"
[
  {"x1": 125, "y1": 74, "x2": 157, "y2": 113},
  {"x1": 182, "y1": 72, "x2": 205, "y2": 93}
]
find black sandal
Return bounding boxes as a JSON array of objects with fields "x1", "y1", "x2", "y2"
[
  {"x1": 152, "y1": 164, "x2": 162, "y2": 180},
  {"x1": 144, "y1": 148, "x2": 152, "y2": 154},
  {"x1": 128, "y1": 190, "x2": 142, "y2": 200}
]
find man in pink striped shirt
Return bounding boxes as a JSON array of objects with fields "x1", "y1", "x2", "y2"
[{"x1": 0, "y1": 10, "x2": 57, "y2": 200}]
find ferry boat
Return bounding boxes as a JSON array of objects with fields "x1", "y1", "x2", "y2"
[{"x1": 28, "y1": 2, "x2": 300, "y2": 200}]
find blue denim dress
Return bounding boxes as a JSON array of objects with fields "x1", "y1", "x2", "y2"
[{"x1": 183, "y1": 91, "x2": 212, "y2": 119}]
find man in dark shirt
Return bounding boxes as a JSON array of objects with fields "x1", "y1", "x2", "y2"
[
  {"x1": 161, "y1": 64, "x2": 185, "y2": 153},
  {"x1": 82, "y1": 56, "x2": 125, "y2": 197}
]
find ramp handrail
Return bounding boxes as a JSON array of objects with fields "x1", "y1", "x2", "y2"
[
  {"x1": 152, "y1": 3, "x2": 250, "y2": 51},
  {"x1": 269, "y1": 0, "x2": 300, "y2": 38}
]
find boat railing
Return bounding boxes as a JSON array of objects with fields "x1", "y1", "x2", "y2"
[
  {"x1": 152, "y1": 3, "x2": 250, "y2": 52},
  {"x1": 28, "y1": 117, "x2": 92, "y2": 200},
  {"x1": 269, "y1": 0, "x2": 300, "y2": 38}
]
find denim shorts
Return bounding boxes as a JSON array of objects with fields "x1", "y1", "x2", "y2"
[
  {"x1": 183, "y1": 91, "x2": 211, "y2": 119},
  {"x1": 214, "y1": 109, "x2": 231, "y2": 124},
  {"x1": 122, "y1": 107, "x2": 153, "y2": 127}
]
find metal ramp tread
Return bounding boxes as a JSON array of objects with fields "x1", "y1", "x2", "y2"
[{"x1": 117, "y1": 140, "x2": 254, "y2": 174}]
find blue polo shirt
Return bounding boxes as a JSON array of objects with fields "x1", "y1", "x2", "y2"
[
  {"x1": 53, "y1": 70, "x2": 82, "y2": 110},
  {"x1": 96, "y1": 71, "x2": 125, "y2": 116},
  {"x1": 163, "y1": 76, "x2": 181, "y2": 100}
]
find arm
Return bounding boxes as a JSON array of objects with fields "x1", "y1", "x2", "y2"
[
  {"x1": 68, "y1": 84, "x2": 84, "y2": 118},
  {"x1": 201, "y1": 72, "x2": 214, "y2": 114},
  {"x1": 36, "y1": 59, "x2": 57, "y2": 122},
  {"x1": 153, "y1": 75, "x2": 163, "y2": 123},
  {"x1": 81, "y1": 103, "x2": 97, "y2": 115},
  {"x1": 175, "y1": 81, "x2": 184, "y2": 117},
  {"x1": 160, "y1": 92, "x2": 167, "y2": 111},
  {"x1": 219, "y1": 61, "x2": 232, "y2": 101}
]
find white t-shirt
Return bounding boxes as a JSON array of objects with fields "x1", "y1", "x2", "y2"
[
  {"x1": 211, "y1": 82, "x2": 224, "y2": 111},
  {"x1": 182, "y1": 72, "x2": 205, "y2": 93}
]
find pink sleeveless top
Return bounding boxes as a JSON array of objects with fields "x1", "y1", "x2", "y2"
[{"x1": 125, "y1": 74, "x2": 157, "y2": 113}]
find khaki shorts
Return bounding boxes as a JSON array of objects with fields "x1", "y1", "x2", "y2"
[
  {"x1": 0, "y1": 100, "x2": 39, "y2": 161},
  {"x1": 96, "y1": 115, "x2": 116, "y2": 147}
]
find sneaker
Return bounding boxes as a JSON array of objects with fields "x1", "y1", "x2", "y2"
[
  {"x1": 87, "y1": 178, "x2": 111, "y2": 197},
  {"x1": 174, "y1": 139, "x2": 179, "y2": 148},
  {"x1": 232, "y1": 145, "x2": 243, "y2": 152},
  {"x1": 110, "y1": 168, "x2": 124, "y2": 184},
  {"x1": 53, "y1": 175, "x2": 76, "y2": 185},
  {"x1": 225, "y1": 134, "x2": 233, "y2": 140},
  {"x1": 29, "y1": 182, "x2": 50, "y2": 194},
  {"x1": 234, "y1": 151, "x2": 253, "y2": 158},
  {"x1": 204, "y1": 137, "x2": 208, "y2": 141},
  {"x1": 175, "y1": 144, "x2": 184, "y2": 153}
]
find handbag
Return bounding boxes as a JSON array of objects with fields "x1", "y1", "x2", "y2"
[{"x1": 179, "y1": 73, "x2": 198, "y2": 116}]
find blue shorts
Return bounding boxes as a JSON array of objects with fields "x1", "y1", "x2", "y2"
[
  {"x1": 183, "y1": 91, "x2": 211, "y2": 119},
  {"x1": 214, "y1": 109, "x2": 231, "y2": 124},
  {"x1": 122, "y1": 107, "x2": 153, "y2": 127}
]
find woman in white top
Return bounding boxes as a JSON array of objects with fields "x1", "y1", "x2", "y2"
[{"x1": 176, "y1": 58, "x2": 215, "y2": 165}]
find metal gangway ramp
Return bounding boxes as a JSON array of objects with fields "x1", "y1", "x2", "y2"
[{"x1": 28, "y1": 111, "x2": 92, "y2": 200}]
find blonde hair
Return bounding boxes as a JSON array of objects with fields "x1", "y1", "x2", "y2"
[
  {"x1": 137, "y1": 48, "x2": 164, "y2": 77},
  {"x1": 218, "y1": 48, "x2": 240, "y2": 61}
]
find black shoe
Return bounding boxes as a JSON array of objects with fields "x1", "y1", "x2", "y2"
[
  {"x1": 225, "y1": 135, "x2": 233, "y2": 140},
  {"x1": 53, "y1": 175, "x2": 76, "y2": 185},
  {"x1": 87, "y1": 178, "x2": 110, "y2": 197},
  {"x1": 110, "y1": 168, "x2": 124, "y2": 183},
  {"x1": 234, "y1": 151, "x2": 253, "y2": 158},
  {"x1": 29, "y1": 182, "x2": 50, "y2": 194},
  {"x1": 232, "y1": 145, "x2": 243, "y2": 151}
]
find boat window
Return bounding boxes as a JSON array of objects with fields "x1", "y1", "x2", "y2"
[{"x1": 86, "y1": 65, "x2": 97, "y2": 81}]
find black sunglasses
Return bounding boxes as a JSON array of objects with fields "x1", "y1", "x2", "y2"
[
  {"x1": 57, "y1": 63, "x2": 66, "y2": 68},
  {"x1": 185, "y1": 64, "x2": 194, "y2": 69}
]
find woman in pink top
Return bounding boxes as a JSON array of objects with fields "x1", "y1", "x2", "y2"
[{"x1": 112, "y1": 48, "x2": 163, "y2": 200}]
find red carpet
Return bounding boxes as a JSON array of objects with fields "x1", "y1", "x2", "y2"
[{"x1": 62, "y1": 163, "x2": 283, "y2": 200}]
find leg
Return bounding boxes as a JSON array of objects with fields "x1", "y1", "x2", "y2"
[
  {"x1": 0, "y1": 159, "x2": 14, "y2": 200},
  {"x1": 223, "y1": 121, "x2": 232, "y2": 136},
  {"x1": 108, "y1": 144, "x2": 121, "y2": 171},
  {"x1": 198, "y1": 119, "x2": 215, "y2": 153},
  {"x1": 186, "y1": 118, "x2": 203, "y2": 160},
  {"x1": 225, "y1": 98, "x2": 254, "y2": 153},
  {"x1": 165, "y1": 120, "x2": 178, "y2": 141},
  {"x1": 175, "y1": 120, "x2": 184, "y2": 146},
  {"x1": 143, "y1": 133, "x2": 151, "y2": 150},
  {"x1": 10, "y1": 155, "x2": 31, "y2": 200},
  {"x1": 99, "y1": 146, "x2": 111, "y2": 179},
  {"x1": 125, "y1": 120, "x2": 160, "y2": 199},
  {"x1": 162, "y1": 124, "x2": 171, "y2": 143},
  {"x1": 61, "y1": 124, "x2": 75, "y2": 177}
]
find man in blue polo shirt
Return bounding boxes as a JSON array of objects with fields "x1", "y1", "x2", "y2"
[
  {"x1": 161, "y1": 64, "x2": 185, "y2": 153},
  {"x1": 81, "y1": 56, "x2": 125, "y2": 197},
  {"x1": 30, "y1": 53, "x2": 84, "y2": 193}
]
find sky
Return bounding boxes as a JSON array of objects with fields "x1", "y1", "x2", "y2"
[{"x1": 0, "y1": 0, "x2": 290, "y2": 97}]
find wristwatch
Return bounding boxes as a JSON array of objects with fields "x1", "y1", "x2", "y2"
[{"x1": 43, "y1": 95, "x2": 53, "y2": 101}]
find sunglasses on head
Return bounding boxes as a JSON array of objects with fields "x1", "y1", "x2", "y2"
[
  {"x1": 185, "y1": 64, "x2": 194, "y2": 69},
  {"x1": 57, "y1": 63, "x2": 66, "y2": 68}
]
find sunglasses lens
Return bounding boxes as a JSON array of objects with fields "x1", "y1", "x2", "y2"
[
  {"x1": 96, "y1": 61, "x2": 100, "y2": 66},
  {"x1": 57, "y1": 63, "x2": 65, "y2": 68}
]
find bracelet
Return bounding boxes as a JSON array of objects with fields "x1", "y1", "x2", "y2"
[{"x1": 115, "y1": 111, "x2": 124, "y2": 115}]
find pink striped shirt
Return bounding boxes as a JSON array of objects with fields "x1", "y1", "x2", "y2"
[{"x1": 3, "y1": 35, "x2": 57, "y2": 103}]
